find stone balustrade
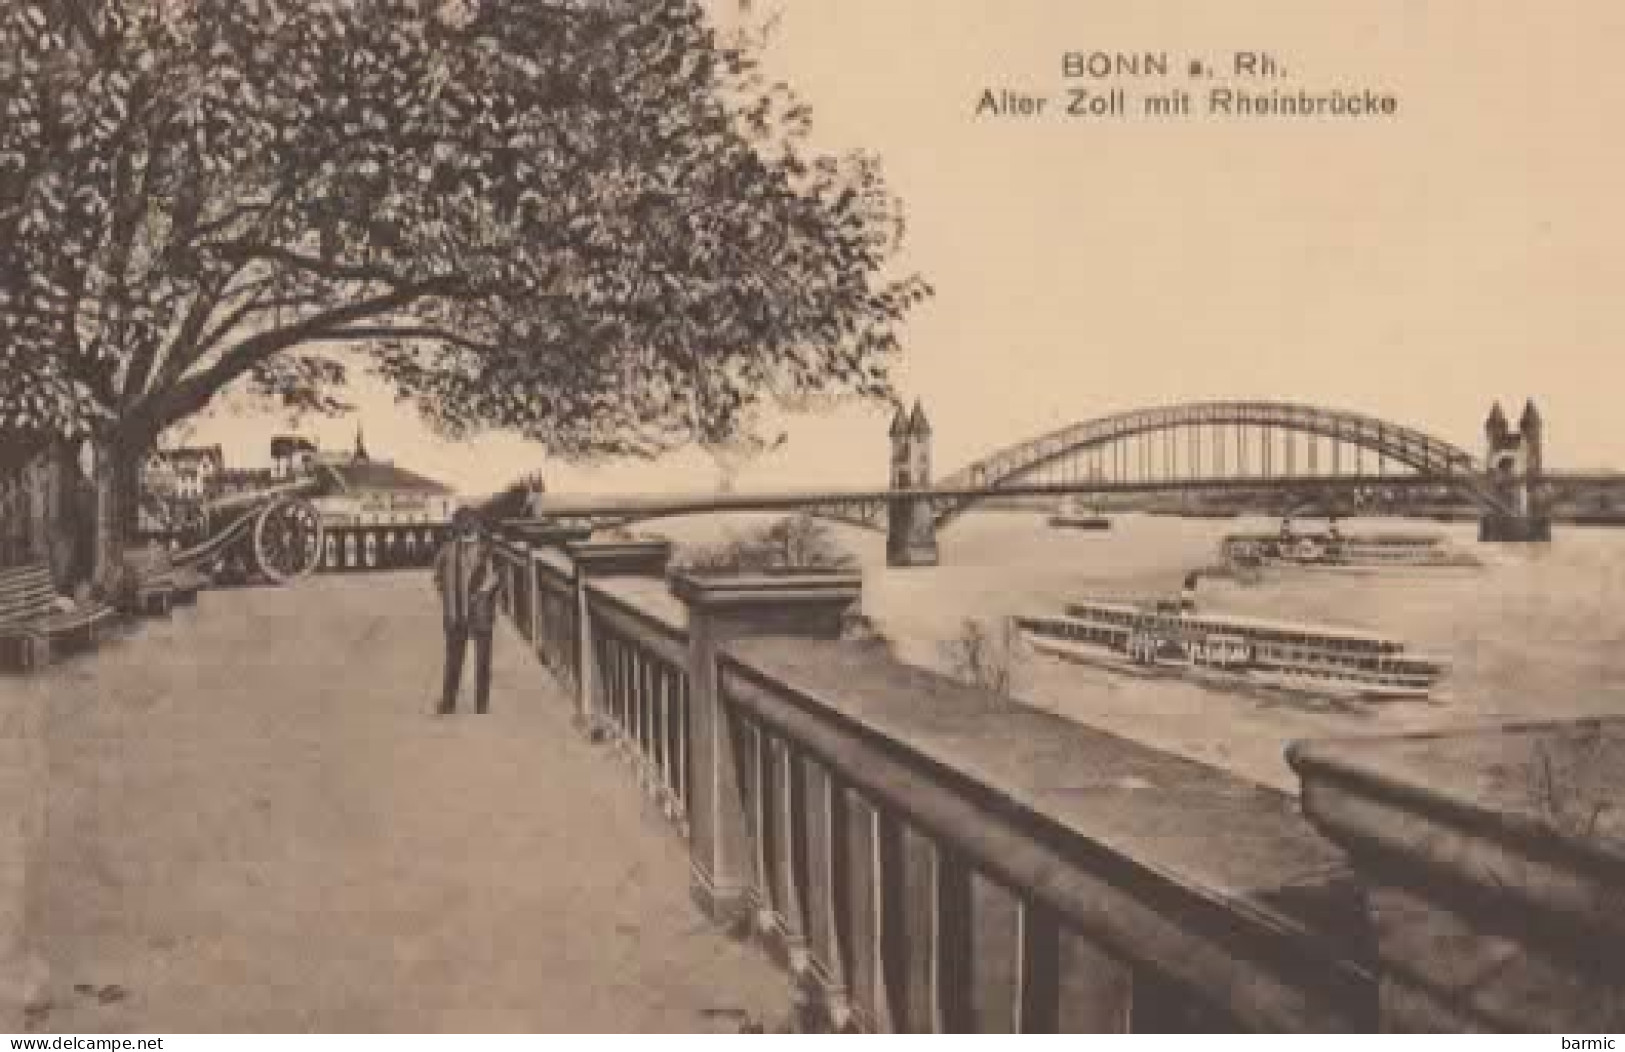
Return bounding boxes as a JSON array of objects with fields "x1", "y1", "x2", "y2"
[
  {"x1": 316, "y1": 523, "x2": 451, "y2": 573},
  {"x1": 487, "y1": 523, "x2": 1621, "y2": 1033}
]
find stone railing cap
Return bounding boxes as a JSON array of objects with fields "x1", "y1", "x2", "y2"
[
  {"x1": 668, "y1": 569, "x2": 862, "y2": 608},
  {"x1": 566, "y1": 537, "x2": 672, "y2": 557},
  {"x1": 505, "y1": 520, "x2": 595, "y2": 540},
  {"x1": 1289, "y1": 718, "x2": 1625, "y2": 867}
]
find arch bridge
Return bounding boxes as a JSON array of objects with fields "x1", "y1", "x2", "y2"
[
  {"x1": 508, "y1": 400, "x2": 1555, "y2": 565},
  {"x1": 919, "y1": 400, "x2": 1503, "y2": 527}
]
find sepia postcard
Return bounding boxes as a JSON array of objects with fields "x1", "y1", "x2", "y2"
[{"x1": 0, "y1": 0, "x2": 1620, "y2": 1037}]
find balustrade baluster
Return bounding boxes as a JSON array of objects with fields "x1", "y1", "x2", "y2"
[
  {"x1": 639, "y1": 650, "x2": 654, "y2": 777},
  {"x1": 893, "y1": 824, "x2": 940, "y2": 1032},
  {"x1": 598, "y1": 634, "x2": 614, "y2": 741},
  {"x1": 640, "y1": 647, "x2": 653, "y2": 777},
  {"x1": 966, "y1": 873, "x2": 1023, "y2": 1032},
  {"x1": 619, "y1": 640, "x2": 634, "y2": 755},
  {"x1": 542, "y1": 591, "x2": 555, "y2": 666},
  {"x1": 1015, "y1": 899, "x2": 1061, "y2": 1032},
  {"x1": 862, "y1": 805, "x2": 910, "y2": 1032},
  {"x1": 780, "y1": 740, "x2": 812, "y2": 993},
  {"x1": 841, "y1": 789, "x2": 889, "y2": 1031},
  {"x1": 625, "y1": 643, "x2": 637, "y2": 750},
  {"x1": 676, "y1": 675, "x2": 691, "y2": 832},
  {"x1": 621, "y1": 643, "x2": 633, "y2": 746},
  {"x1": 653, "y1": 664, "x2": 669, "y2": 809},
  {"x1": 800, "y1": 759, "x2": 852, "y2": 1027},
  {"x1": 754, "y1": 726, "x2": 778, "y2": 939},
  {"x1": 617, "y1": 639, "x2": 631, "y2": 751},
  {"x1": 640, "y1": 652, "x2": 655, "y2": 781},
  {"x1": 600, "y1": 635, "x2": 615, "y2": 737},
  {"x1": 740, "y1": 721, "x2": 765, "y2": 924},
  {"x1": 599, "y1": 635, "x2": 614, "y2": 735},
  {"x1": 934, "y1": 849, "x2": 975, "y2": 1032},
  {"x1": 564, "y1": 601, "x2": 580, "y2": 684}
]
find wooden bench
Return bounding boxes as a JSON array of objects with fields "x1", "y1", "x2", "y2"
[
  {"x1": 0, "y1": 562, "x2": 116, "y2": 671},
  {"x1": 122, "y1": 545, "x2": 208, "y2": 615}
]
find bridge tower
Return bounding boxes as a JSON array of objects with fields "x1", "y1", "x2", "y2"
[
  {"x1": 887, "y1": 400, "x2": 940, "y2": 567},
  {"x1": 1479, "y1": 399, "x2": 1551, "y2": 541}
]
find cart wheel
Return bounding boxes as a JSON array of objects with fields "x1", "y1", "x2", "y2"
[{"x1": 253, "y1": 498, "x2": 326, "y2": 584}]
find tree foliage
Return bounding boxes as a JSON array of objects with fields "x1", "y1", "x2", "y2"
[{"x1": 0, "y1": 0, "x2": 930, "y2": 458}]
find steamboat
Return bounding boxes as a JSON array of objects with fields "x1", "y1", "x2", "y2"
[
  {"x1": 1048, "y1": 497, "x2": 1112, "y2": 531},
  {"x1": 1017, "y1": 584, "x2": 1448, "y2": 700},
  {"x1": 1220, "y1": 518, "x2": 1480, "y2": 573}
]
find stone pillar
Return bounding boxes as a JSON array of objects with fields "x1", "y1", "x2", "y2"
[
  {"x1": 886, "y1": 399, "x2": 940, "y2": 568},
  {"x1": 1478, "y1": 399, "x2": 1552, "y2": 542},
  {"x1": 506, "y1": 538, "x2": 531, "y2": 626},
  {"x1": 1289, "y1": 719, "x2": 1625, "y2": 1033},
  {"x1": 567, "y1": 537, "x2": 673, "y2": 736},
  {"x1": 886, "y1": 496, "x2": 939, "y2": 568},
  {"x1": 669, "y1": 570, "x2": 863, "y2": 933}
]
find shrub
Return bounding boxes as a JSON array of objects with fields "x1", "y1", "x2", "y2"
[
  {"x1": 839, "y1": 610, "x2": 895, "y2": 656},
  {"x1": 670, "y1": 513, "x2": 857, "y2": 574},
  {"x1": 938, "y1": 617, "x2": 1025, "y2": 697}
]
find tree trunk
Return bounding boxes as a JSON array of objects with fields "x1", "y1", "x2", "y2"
[{"x1": 90, "y1": 435, "x2": 146, "y2": 593}]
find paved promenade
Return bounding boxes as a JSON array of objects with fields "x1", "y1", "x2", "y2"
[{"x1": 0, "y1": 574, "x2": 786, "y2": 1032}]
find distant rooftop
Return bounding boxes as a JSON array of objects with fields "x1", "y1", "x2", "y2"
[
  {"x1": 319, "y1": 459, "x2": 455, "y2": 496},
  {"x1": 157, "y1": 445, "x2": 224, "y2": 464}
]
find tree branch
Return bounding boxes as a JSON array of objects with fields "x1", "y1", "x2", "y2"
[
  {"x1": 213, "y1": 243, "x2": 423, "y2": 288},
  {"x1": 319, "y1": 324, "x2": 499, "y2": 355},
  {"x1": 132, "y1": 277, "x2": 463, "y2": 437}
]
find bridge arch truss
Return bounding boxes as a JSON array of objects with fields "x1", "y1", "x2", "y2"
[{"x1": 929, "y1": 400, "x2": 1498, "y2": 525}]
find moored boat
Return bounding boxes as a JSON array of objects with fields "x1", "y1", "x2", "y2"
[
  {"x1": 1220, "y1": 518, "x2": 1480, "y2": 572},
  {"x1": 1016, "y1": 594, "x2": 1448, "y2": 701},
  {"x1": 1049, "y1": 497, "x2": 1112, "y2": 531}
]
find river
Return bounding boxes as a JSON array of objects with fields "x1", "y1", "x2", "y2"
[{"x1": 648, "y1": 511, "x2": 1625, "y2": 792}]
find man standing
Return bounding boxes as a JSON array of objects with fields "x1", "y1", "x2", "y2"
[{"x1": 432, "y1": 507, "x2": 502, "y2": 714}]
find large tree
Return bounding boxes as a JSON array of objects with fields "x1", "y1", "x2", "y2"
[{"x1": 0, "y1": 0, "x2": 929, "y2": 581}]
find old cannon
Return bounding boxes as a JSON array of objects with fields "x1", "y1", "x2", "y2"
[{"x1": 170, "y1": 478, "x2": 327, "y2": 585}]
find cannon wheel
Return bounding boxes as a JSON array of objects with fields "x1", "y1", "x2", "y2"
[{"x1": 252, "y1": 497, "x2": 326, "y2": 584}]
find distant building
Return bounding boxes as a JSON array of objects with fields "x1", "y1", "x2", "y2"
[
  {"x1": 270, "y1": 436, "x2": 319, "y2": 480},
  {"x1": 311, "y1": 426, "x2": 459, "y2": 527},
  {"x1": 142, "y1": 445, "x2": 224, "y2": 501},
  {"x1": 214, "y1": 468, "x2": 275, "y2": 498}
]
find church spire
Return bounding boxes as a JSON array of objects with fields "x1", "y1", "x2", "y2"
[
  {"x1": 1519, "y1": 397, "x2": 1543, "y2": 435},
  {"x1": 908, "y1": 398, "x2": 932, "y2": 437},
  {"x1": 889, "y1": 402, "x2": 910, "y2": 439},
  {"x1": 354, "y1": 423, "x2": 370, "y2": 462}
]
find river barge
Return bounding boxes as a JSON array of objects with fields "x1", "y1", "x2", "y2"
[
  {"x1": 1017, "y1": 596, "x2": 1448, "y2": 700},
  {"x1": 1220, "y1": 520, "x2": 1480, "y2": 572}
]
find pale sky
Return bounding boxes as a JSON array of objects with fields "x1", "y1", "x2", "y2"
[{"x1": 196, "y1": 0, "x2": 1625, "y2": 494}]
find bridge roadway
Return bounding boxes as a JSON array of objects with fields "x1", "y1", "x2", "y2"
[
  {"x1": 0, "y1": 574, "x2": 786, "y2": 1032},
  {"x1": 522, "y1": 474, "x2": 1467, "y2": 517},
  {"x1": 514, "y1": 471, "x2": 1625, "y2": 528}
]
